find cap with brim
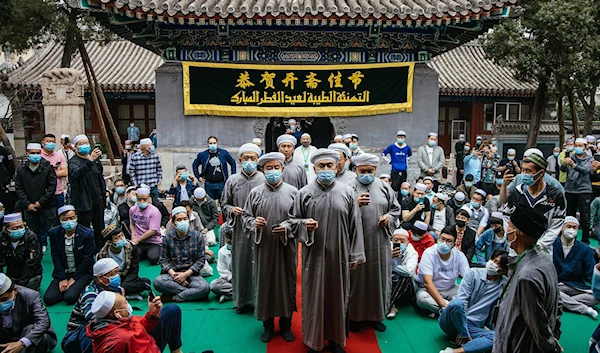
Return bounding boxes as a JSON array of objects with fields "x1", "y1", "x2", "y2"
[
  {"x1": 257, "y1": 152, "x2": 285, "y2": 167},
  {"x1": 58, "y1": 205, "x2": 75, "y2": 216},
  {"x1": 328, "y1": 143, "x2": 350, "y2": 158},
  {"x1": 564, "y1": 216, "x2": 580, "y2": 226},
  {"x1": 3, "y1": 213, "x2": 21, "y2": 223},
  {"x1": 93, "y1": 258, "x2": 119, "y2": 277},
  {"x1": 91, "y1": 291, "x2": 116, "y2": 319},
  {"x1": 524, "y1": 153, "x2": 548, "y2": 170},
  {"x1": 414, "y1": 221, "x2": 428, "y2": 231},
  {"x1": 101, "y1": 223, "x2": 123, "y2": 239},
  {"x1": 509, "y1": 204, "x2": 547, "y2": 239},
  {"x1": 0, "y1": 273, "x2": 12, "y2": 295},
  {"x1": 454, "y1": 192, "x2": 465, "y2": 202},
  {"x1": 140, "y1": 138, "x2": 152, "y2": 145},
  {"x1": 465, "y1": 174, "x2": 474, "y2": 181},
  {"x1": 239, "y1": 143, "x2": 262, "y2": 156},
  {"x1": 26, "y1": 143, "x2": 41, "y2": 150},
  {"x1": 351, "y1": 153, "x2": 379, "y2": 166},
  {"x1": 73, "y1": 135, "x2": 88, "y2": 144},
  {"x1": 194, "y1": 187, "x2": 206, "y2": 199},
  {"x1": 310, "y1": 149, "x2": 340, "y2": 165},
  {"x1": 276, "y1": 135, "x2": 297, "y2": 147}
]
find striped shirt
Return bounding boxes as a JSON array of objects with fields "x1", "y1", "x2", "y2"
[
  {"x1": 65, "y1": 236, "x2": 75, "y2": 273},
  {"x1": 66, "y1": 282, "x2": 105, "y2": 331},
  {"x1": 130, "y1": 150, "x2": 163, "y2": 187},
  {"x1": 160, "y1": 229, "x2": 206, "y2": 275}
]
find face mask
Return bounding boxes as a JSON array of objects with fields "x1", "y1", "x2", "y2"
[
  {"x1": 460, "y1": 138, "x2": 465, "y2": 142},
  {"x1": 114, "y1": 239, "x2": 127, "y2": 249},
  {"x1": 411, "y1": 235, "x2": 422, "y2": 242},
  {"x1": 226, "y1": 244, "x2": 232, "y2": 251},
  {"x1": 464, "y1": 146, "x2": 470, "y2": 152},
  {"x1": 401, "y1": 190, "x2": 410, "y2": 197},
  {"x1": 493, "y1": 226, "x2": 503, "y2": 234},
  {"x1": 291, "y1": 125, "x2": 296, "y2": 132},
  {"x1": 180, "y1": 172, "x2": 190, "y2": 181},
  {"x1": 476, "y1": 141, "x2": 482, "y2": 145},
  {"x1": 242, "y1": 161, "x2": 257, "y2": 174},
  {"x1": 126, "y1": 303, "x2": 133, "y2": 316},
  {"x1": 0, "y1": 299, "x2": 14, "y2": 313},
  {"x1": 28, "y1": 154, "x2": 41, "y2": 163},
  {"x1": 464, "y1": 182, "x2": 473, "y2": 188},
  {"x1": 78, "y1": 144, "x2": 91, "y2": 155},
  {"x1": 45, "y1": 142, "x2": 56, "y2": 151},
  {"x1": 138, "y1": 202, "x2": 149, "y2": 210},
  {"x1": 0, "y1": 211, "x2": 4, "y2": 219},
  {"x1": 176, "y1": 220, "x2": 190, "y2": 233},
  {"x1": 106, "y1": 275, "x2": 121, "y2": 292},
  {"x1": 130, "y1": 123, "x2": 135, "y2": 127},
  {"x1": 398, "y1": 244, "x2": 407, "y2": 252},
  {"x1": 431, "y1": 203, "x2": 438, "y2": 210},
  {"x1": 414, "y1": 196, "x2": 425, "y2": 204},
  {"x1": 575, "y1": 147, "x2": 585, "y2": 155},
  {"x1": 317, "y1": 170, "x2": 336, "y2": 185},
  {"x1": 566, "y1": 146, "x2": 574, "y2": 152},
  {"x1": 437, "y1": 241, "x2": 452, "y2": 255},
  {"x1": 553, "y1": 152, "x2": 559, "y2": 158},
  {"x1": 125, "y1": 145, "x2": 132, "y2": 150},
  {"x1": 265, "y1": 170, "x2": 283, "y2": 184},
  {"x1": 521, "y1": 172, "x2": 537, "y2": 186},
  {"x1": 563, "y1": 228, "x2": 577, "y2": 240},
  {"x1": 428, "y1": 140, "x2": 437, "y2": 147},
  {"x1": 349, "y1": 143, "x2": 358, "y2": 150},
  {"x1": 507, "y1": 156, "x2": 514, "y2": 161},
  {"x1": 496, "y1": 179, "x2": 503, "y2": 185},
  {"x1": 209, "y1": 144, "x2": 218, "y2": 152},
  {"x1": 9, "y1": 228, "x2": 25, "y2": 240},
  {"x1": 358, "y1": 174, "x2": 375, "y2": 185},
  {"x1": 455, "y1": 219, "x2": 466, "y2": 228},
  {"x1": 115, "y1": 187, "x2": 125, "y2": 195},
  {"x1": 470, "y1": 201, "x2": 480, "y2": 209},
  {"x1": 397, "y1": 138, "x2": 404, "y2": 144},
  {"x1": 61, "y1": 220, "x2": 77, "y2": 232},
  {"x1": 129, "y1": 196, "x2": 137, "y2": 203},
  {"x1": 150, "y1": 146, "x2": 156, "y2": 153},
  {"x1": 343, "y1": 162, "x2": 349, "y2": 171},
  {"x1": 493, "y1": 235, "x2": 505, "y2": 243},
  {"x1": 486, "y1": 260, "x2": 500, "y2": 276}
]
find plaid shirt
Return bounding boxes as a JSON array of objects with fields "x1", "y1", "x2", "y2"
[
  {"x1": 160, "y1": 229, "x2": 206, "y2": 275},
  {"x1": 130, "y1": 151, "x2": 163, "y2": 187}
]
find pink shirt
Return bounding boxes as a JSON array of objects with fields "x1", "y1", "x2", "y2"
[
  {"x1": 129, "y1": 204, "x2": 162, "y2": 245},
  {"x1": 41, "y1": 150, "x2": 66, "y2": 194}
]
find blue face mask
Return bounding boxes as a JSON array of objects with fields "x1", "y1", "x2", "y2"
[
  {"x1": 459, "y1": 138, "x2": 465, "y2": 142},
  {"x1": 138, "y1": 202, "x2": 149, "y2": 210},
  {"x1": 0, "y1": 211, "x2": 4, "y2": 219},
  {"x1": 78, "y1": 144, "x2": 91, "y2": 155},
  {"x1": 28, "y1": 154, "x2": 41, "y2": 163},
  {"x1": 343, "y1": 162, "x2": 349, "y2": 171},
  {"x1": 265, "y1": 170, "x2": 283, "y2": 184},
  {"x1": 226, "y1": 244, "x2": 232, "y2": 251},
  {"x1": 400, "y1": 244, "x2": 407, "y2": 252},
  {"x1": 129, "y1": 196, "x2": 137, "y2": 203},
  {"x1": 349, "y1": 143, "x2": 358, "y2": 150},
  {"x1": 553, "y1": 152, "x2": 560, "y2": 158},
  {"x1": 242, "y1": 161, "x2": 257, "y2": 174},
  {"x1": 209, "y1": 144, "x2": 217, "y2": 152},
  {"x1": 317, "y1": 170, "x2": 336, "y2": 185},
  {"x1": 470, "y1": 201, "x2": 480, "y2": 209},
  {"x1": 150, "y1": 146, "x2": 156, "y2": 153},
  {"x1": 464, "y1": 146, "x2": 470, "y2": 152},
  {"x1": 61, "y1": 220, "x2": 77, "y2": 232},
  {"x1": 9, "y1": 228, "x2": 25, "y2": 240},
  {"x1": 414, "y1": 196, "x2": 425, "y2": 204},
  {"x1": 401, "y1": 190, "x2": 410, "y2": 197},
  {"x1": 176, "y1": 220, "x2": 190, "y2": 233},
  {"x1": 105, "y1": 275, "x2": 121, "y2": 292},
  {"x1": 113, "y1": 239, "x2": 127, "y2": 249},
  {"x1": 438, "y1": 241, "x2": 452, "y2": 255},
  {"x1": 180, "y1": 172, "x2": 189, "y2": 181},
  {"x1": 428, "y1": 140, "x2": 437, "y2": 147},
  {"x1": 397, "y1": 138, "x2": 404, "y2": 144},
  {"x1": 431, "y1": 203, "x2": 438, "y2": 210},
  {"x1": 44, "y1": 142, "x2": 56, "y2": 151},
  {"x1": 465, "y1": 182, "x2": 473, "y2": 188},
  {"x1": 0, "y1": 299, "x2": 14, "y2": 313},
  {"x1": 496, "y1": 179, "x2": 504, "y2": 185},
  {"x1": 567, "y1": 146, "x2": 574, "y2": 152},
  {"x1": 358, "y1": 174, "x2": 375, "y2": 185},
  {"x1": 115, "y1": 187, "x2": 125, "y2": 195},
  {"x1": 575, "y1": 147, "x2": 585, "y2": 155},
  {"x1": 521, "y1": 173, "x2": 536, "y2": 186},
  {"x1": 290, "y1": 125, "x2": 296, "y2": 132}
]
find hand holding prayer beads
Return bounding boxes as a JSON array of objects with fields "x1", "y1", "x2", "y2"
[
  {"x1": 254, "y1": 217, "x2": 267, "y2": 229},
  {"x1": 232, "y1": 207, "x2": 243, "y2": 216},
  {"x1": 306, "y1": 218, "x2": 319, "y2": 231},
  {"x1": 357, "y1": 192, "x2": 371, "y2": 207}
]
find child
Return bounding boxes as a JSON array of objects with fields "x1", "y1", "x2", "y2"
[{"x1": 210, "y1": 232, "x2": 233, "y2": 302}]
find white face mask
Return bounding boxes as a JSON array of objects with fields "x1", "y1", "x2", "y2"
[
  {"x1": 486, "y1": 260, "x2": 501, "y2": 276},
  {"x1": 563, "y1": 228, "x2": 578, "y2": 240}
]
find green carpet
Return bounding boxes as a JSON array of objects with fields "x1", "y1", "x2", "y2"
[{"x1": 39, "y1": 231, "x2": 597, "y2": 353}]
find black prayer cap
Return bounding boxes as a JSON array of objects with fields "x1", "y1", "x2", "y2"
[
  {"x1": 509, "y1": 203, "x2": 547, "y2": 239},
  {"x1": 101, "y1": 223, "x2": 122, "y2": 239}
]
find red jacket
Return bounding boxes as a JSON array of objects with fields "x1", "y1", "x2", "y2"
[
  {"x1": 407, "y1": 231, "x2": 435, "y2": 261},
  {"x1": 86, "y1": 312, "x2": 160, "y2": 353}
]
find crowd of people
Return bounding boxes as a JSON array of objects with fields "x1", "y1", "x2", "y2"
[{"x1": 1, "y1": 121, "x2": 600, "y2": 353}]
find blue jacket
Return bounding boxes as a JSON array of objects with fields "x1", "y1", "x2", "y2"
[
  {"x1": 48, "y1": 224, "x2": 95, "y2": 282},
  {"x1": 192, "y1": 148, "x2": 236, "y2": 181},
  {"x1": 553, "y1": 237, "x2": 595, "y2": 290},
  {"x1": 168, "y1": 181, "x2": 198, "y2": 206},
  {"x1": 475, "y1": 228, "x2": 509, "y2": 265}
]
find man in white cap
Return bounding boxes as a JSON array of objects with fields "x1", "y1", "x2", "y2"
[
  {"x1": 191, "y1": 187, "x2": 219, "y2": 245},
  {"x1": 349, "y1": 134, "x2": 363, "y2": 157},
  {"x1": 588, "y1": 135, "x2": 597, "y2": 156},
  {"x1": 0, "y1": 213, "x2": 43, "y2": 290},
  {"x1": 242, "y1": 152, "x2": 299, "y2": 343},
  {"x1": 382, "y1": 130, "x2": 413, "y2": 191},
  {"x1": 153, "y1": 206, "x2": 209, "y2": 303},
  {"x1": 251, "y1": 138, "x2": 264, "y2": 155},
  {"x1": 399, "y1": 182, "x2": 411, "y2": 201},
  {"x1": 387, "y1": 228, "x2": 418, "y2": 319},
  {"x1": 286, "y1": 148, "x2": 365, "y2": 353},
  {"x1": 45, "y1": 205, "x2": 95, "y2": 306},
  {"x1": 286, "y1": 118, "x2": 302, "y2": 142},
  {"x1": 277, "y1": 134, "x2": 307, "y2": 189},
  {"x1": 466, "y1": 189, "x2": 489, "y2": 236},
  {"x1": 40, "y1": 134, "x2": 68, "y2": 209},
  {"x1": 475, "y1": 135, "x2": 483, "y2": 148},
  {"x1": 342, "y1": 133, "x2": 353, "y2": 146},
  {"x1": 328, "y1": 143, "x2": 355, "y2": 185},
  {"x1": 379, "y1": 173, "x2": 392, "y2": 185},
  {"x1": 407, "y1": 220, "x2": 436, "y2": 261},
  {"x1": 497, "y1": 148, "x2": 521, "y2": 176},
  {"x1": 68, "y1": 134, "x2": 106, "y2": 250},
  {"x1": 0, "y1": 273, "x2": 57, "y2": 353},
  {"x1": 401, "y1": 183, "x2": 431, "y2": 228},
  {"x1": 130, "y1": 137, "x2": 163, "y2": 201},
  {"x1": 293, "y1": 133, "x2": 317, "y2": 183},
  {"x1": 447, "y1": 191, "x2": 467, "y2": 213},
  {"x1": 416, "y1": 132, "x2": 445, "y2": 190},
  {"x1": 192, "y1": 136, "x2": 237, "y2": 202},
  {"x1": 333, "y1": 135, "x2": 343, "y2": 144},
  {"x1": 221, "y1": 143, "x2": 265, "y2": 314},
  {"x1": 347, "y1": 154, "x2": 400, "y2": 333},
  {"x1": 14, "y1": 142, "x2": 58, "y2": 253},
  {"x1": 129, "y1": 187, "x2": 162, "y2": 265}
]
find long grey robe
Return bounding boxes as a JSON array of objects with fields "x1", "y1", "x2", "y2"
[
  {"x1": 221, "y1": 171, "x2": 266, "y2": 308},
  {"x1": 283, "y1": 158, "x2": 307, "y2": 190},
  {"x1": 242, "y1": 181, "x2": 298, "y2": 321},
  {"x1": 285, "y1": 180, "x2": 366, "y2": 351},
  {"x1": 348, "y1": 178, "x2": 400, "y2": 322},
  {"x1": 336, "y1": 169, "x2": 356, "y2": 184},
  {"x1": 493, "y1": 247, "x2": 562, "y2": 353}
]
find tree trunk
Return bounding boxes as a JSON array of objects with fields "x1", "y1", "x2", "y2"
[
  {"x1": 60, "y1": 9, "x2": 79, "y2": 68},
  {"x1": 568, "y1": 90, "x2": 580, "y2": 138},
  {"x1": 580, "y1": 88, "x2": 596, "y2": 136},
  {"x1": 558, "y1": 90, "x2": 565, "y2": 146},
  {"x1": 527, "y1": 79, "x2": 548, "y2": 148}
]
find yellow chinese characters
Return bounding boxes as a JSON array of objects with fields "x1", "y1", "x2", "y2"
[
  {"x1": 282, "y1": 73, "x2": 299, "y2": 90},
  {"x1": 235, "y1": 71, "x2": 255, "y2": 89},
  {"x1": 304, "y1": 72, "x2": 321, "y2": 89},
  {"x1": 260, "y1": 71, "x2": 276, "y2": 89},
  {"x1": 328, "y1": 72, "x2": 343, "y2": 88},
  {"x1": 348, "y1": 71, "x2": 364, "y2": 89}
]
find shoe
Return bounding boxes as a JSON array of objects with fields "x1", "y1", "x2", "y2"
[
  {"x1": 439, "y1": 348, "x2": 454, "y2": 353},
  {"x1": 588, "y1": 307, "x2": 599, "y2": 320},
  {"x1": 386, "y1": 305, "x2": 398, "y2": 319},
  {"x1": 235, "y1": 305, "x2": 253, "y2": 314},
  {"x1": 42, "y1": 246, "x2": 47, "y2": 253},
  {"x1": 428, "y1": 312, "x2": 437, "y2": 319},
  {"x1": 160, "y1": 294, "x2": 175, "y2": 303},
  {"x1": 328, "y1": 341, "x2": 346, "y2": 353},
  {"x1": 125, "y1": 294, "x2": 144, "y2": 301},
  {"x1": 368, "y1": 321, "x2": 386, "y2": 332},
  {"x1": 260, "y1": 328, "x2": 274, "y2": 342},
  {"x1": 348, "y1": 320, "x2": 361, "y2": 332},
  {"x1": 219, "y1": 295, "x2": 226, "y2": 303},
  {"x1": 281, "y1": 328, "x2": 295, "y2": 342}
]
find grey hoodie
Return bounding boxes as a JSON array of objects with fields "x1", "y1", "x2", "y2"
[{"x1": 560, "y1": 152, "x2": 592, "y2": 194}]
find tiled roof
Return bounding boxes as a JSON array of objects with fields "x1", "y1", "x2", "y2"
[
  {"x1": 493, "y1": 120, "x2": 600, "y2": 136},
  {"x1": 6, "y1": 40, "x2": 163, "y2": 92},
  {"x1": 428, "y1": 41, "x2": 538, "y2": 97},
  {"x1": 86, "y1": 0, "x2": 517, "y2": 20}
]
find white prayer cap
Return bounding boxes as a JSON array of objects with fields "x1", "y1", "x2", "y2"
[
  {"x1": 475, "y1": 189, "x2": 487, "y2": 198},
  {"x1": 476, "y1": 136, "x2": 482, "y2": 140},
  {"x1": 423, "y1": 176, "x2": 433, "y2": 182},
  {"x1": 57, "y1": 205, "x2": 75, "y2": 216},
  {"x1": 414, "y1": 221, "x2": 428, "y2": 231},
  {"x1": 239, "y1": 143, "x2": 261, "y2": 156},
  {"x1": 73, "y1": 134, "x2": 88, "y2": 144},
  {"x1": 523, "y1": 148, "x2": 544, "y2": 158},
  {"x1": 91, "y1": 291, "x2": 117, "y2": 319},
  {"x1": 93, "y1": 258, "x2": 119, "y2": 276},
  {"x1": 328, "y1": 143, "x2": 350, "y2": 158},
  {"x1": 171, "y1": 206, "x2": 187, "y2": 217},
  {"x1": 397, "y1": 130, "x2": 406, "y2": 136},
  {"x1": 136, "y1": 187, "x2": 150, "y2": 195},
  {"x1": 0, "y1": 201, "x2": 4, "y2": 207},
  {"x1": 257, "y1": 152, "x2": 285, "y2": 167},
  {"x1": 454, "y1": 192, "x2": 466, "y2": 202},
  {"x1": 251, "y1": 138, "x2": 262, "y2": 144},
  {"x1": 351, "y1": 153, "x2": 379, "y2": 167},
  {"x1": 341, "y1": 133, "x2": 353, "y2": 140},
  {"x1": 126, "y1": 186, "x2": 136, "y2": 194},
  {"x1": 459, "y1": 134, "x2": 465, "y2": 138},
  {"x1": 193, "y1": 187, "x2": 206, "y2": 199},
  {"x1": 459, "y1": 205, "x2": 473, "y2": 218},
  {"x1": 0, "y1": 273, "x2": 12, "y2": 295},
  {"x1": 26, "y1": 143, "x2": 41, "y2": 150},
  {"x1": 3, "y1": 213, "x2": 21, "y2": 223},
  {"x1": 140, "y1": 138, "x2": 152, "y2": 145},
  {"x1": 301, "y1": 133, "x2": 311, "y2": 138},
  {"x1": 507, "y1": 149, "x2": 516, "y2": 155},
  {"x1": 393, "y1": 228, "x2": 409, "y2": 236},
  {"x1": 491, "y1": 211, "x2": 504, "y2": 219},
  {"x1": 276, "y1": 135, "x2": 297, "y2": 147},
  {"x1": 564, "y1": 216, "x2": 580, "y2": 226},
  {"x1": 587, "y1": 135, "x2": 596, "y2": 142},
  {"x1": 288, "y1": 119, "x2": 297, "y2": 124},
  {"x1": 380, "y1": 173, "x2": 391, "y2": 180},
  {"x1": 414, "y1": 183, "x2": 427, "y2": 192},
  {"x1": 334, "y1": 135, "x2": 342, "y2": 141},
  {"x1": 61, "y1": 134, "x2": 70, "y2": 139},
  {"x1": 576, "y1": 138, "x2": 587, "y2": 145},
  {"x1": 435, "y1": 193, "x2": 448, "y2": 201},
  {"x1": 310, "y1": 149, "x2": 340, "y2": 165},
  {"x1": 428, "y1": 132, "x2": 438, "y2": 138}
]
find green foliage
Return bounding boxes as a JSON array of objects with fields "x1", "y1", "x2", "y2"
[{"x1": 564, "y1": 104, "x2": 600, "y2": 121}]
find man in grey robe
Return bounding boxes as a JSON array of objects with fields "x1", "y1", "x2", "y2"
[
  {"x1": 348, "y1": 154, "x2": 400, "y2": 332},
  {"x1": 285, "y1": 149, "x2": 365, "y2": 353},
  {"x1": 493, "y1": 204, "x2": 562, "y2": 353},
  {"x1": 277, "y1": 134, "x2": 307, "y2": 190},
  {"x1": 242, "y1": 152, "x2": 298, "y2": 343},
  {"x1": 221, "y1": 143, "x2": 265, "y2": 314},
  {"x1": 328, "y1": 143, "x2": 356, "y2": 184}
]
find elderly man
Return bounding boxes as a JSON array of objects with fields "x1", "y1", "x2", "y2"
[
  {"x1": 348, "y1": 154, "x2": 400, "y2": 333},
  {"x1": 293, "y1": 133, "x2": 318, "y2": 183},
  {"x1": 130, "y1": 138, "x2": 163, "y2": 201},
  {"x1": 401, "y1": 183, "x2": 431, "y2": 228},
  {"x1": 221, "y1": 143, "x2": 265, "y2": 314},
  {"x1": 382, "y1": 130, "x2": 412, "y2": 191},
  {"x1": 286, "y1": 149, "x2": 365, "y2": 353},
  {"x1": 242, "y1": 152, "x2": 298, "y2": 343},
  {"x1": 191, "y1": 187, "x2": 219, "y2": 246},
  {"x1": 130, "y1": 187, "x2": 162, "y2": 265},
  {"x1": 277, "y1": 134, "x2": 307, "y2": 190},
  {"x1": 387, "y1": 228, "x2": 418, "y2": 319},
  {"x1": 69, "y1": 135, "x2": 106, "y2": 250},
  {"x1": 328, "y1": 143, "x2": 355, "y2": 184},
  {"x1": 0, "y1": 213, "x2": 42, "y2": 291},
  {"x1": 416, "y1": 132, "x2": 445, "y2": 191},
  {"x1": 0, "y1": 273, "x2": 57, "y2": 353},
  {"x1": 15, "y1": 143, "x2": 57, "y2": 252}
]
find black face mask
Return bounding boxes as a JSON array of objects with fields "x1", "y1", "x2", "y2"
[
  {"x1": 455, "y1": 219, "x2": 466, "y2": 228},
  {"x1": 493, "y1": 227, "x2": 503, "y2": 234}
]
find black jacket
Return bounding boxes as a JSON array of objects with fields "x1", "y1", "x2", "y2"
[
  {"x1": 0, "y1": 229, "x2": 42, "y2": 285},
  {"x1": 48, "y1": 224, "x2": 95, "y2": 282},
  {"x1": 0, "y1": 146, "x2": 15, "y2": 187},
  {"x1": 68, "y1": 155, "x2": 106, "y2": 213},
  {"x1": 192, "y1": 196, "x2": 219, "y2": 230},
  {"x1": 459, "y1": 226, "x2": 477, "y2": 267},
  {"x1": 118, "y1": 202, "x2": 131, "y2": 228},
  {"x1": 14, "y1": 159, "x2": 56, "y2": 210}
]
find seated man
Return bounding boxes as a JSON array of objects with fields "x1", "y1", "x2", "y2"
[
  {"x1": 456, "y1": 174, "x2": 477, "y2": 200},
  {"x1": 153, "y1": 207, "x2": 210, "y2": 302},
  {"x1": 0, "y1": 273, "x2": 57, "y2": 353},
  {"x1": 130, "y1": 187, "x2": 163, "y2": 265},
  {"x1": 465, "y1": 189, "x2": 489, "y2": 236},
  {"x1": 553, "y1": 216, "x2": 599, "y2": 319},
  {"x1": 401, "y1": 183, "x2": 431, "y2": 229},
  {"x1": 62, "y1": 258, "x2": 125, "y2": 353},
  {"x1": 168, "y1": 165, "x2": 198, "y2": 206},
  {"x1": 192, "y1": 187, "x2": 219, "y2": 246},
  {"x1": 87, "y1": 292, "x2": 183, "y2": 353},
  {"x1": 447, "y1": 192, "x2": 468, "y2": 213},
  {"x1": 454, "y1": 206, "x2": 477, "y2": 267},
  {"x1": 210, "y1": 231, "x2": 233, "y2": 303},
  {"x1": 0, "y1": 213, "x2": 43, "y2": 290},
  {"x1": 387, "y1": 228, "x2": 418, "y2": 319},
  {"x1": 475, "y1": 212, "x2": 509, "y2": 265},
  {"x1": 44, "y1": 205, "x2": 95, "y2": 306},
  {"x1": 429, "y1": 193, "x2": 455, "y2": 239},
  {"x1": 407, "y1": 220, "x2": 435, "y2": 261},
  {"x1": 97, "y1": 224, "x2": 151, "y2": 300},
  {"x1": 415, "y1": 226, "x2": 470, "y2": 315},
  {"x1": 438, "y1": 250, "x2": 509, "y2": 353}
]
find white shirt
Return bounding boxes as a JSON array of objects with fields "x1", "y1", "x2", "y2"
[
  {"x1": 293, "y1": 145, "x2": 317, "y2": 183},
  {"x1": 217, "y1": 245, "x2": 232, "y2": 281},
  {"x1": 425, "y1": 145, "x2": 434, "y2": 165},
  {"x1": 562, "y1": 240, "x2": 574, "y2": 258},
  {"x1": 432, "y1": 209, "x2": 447, "y2": 233},
  {"x1": 179, "y1": 184, "x2": 189, "y2": 202},
  {"x1": 416, "y1": 244, "x2": 470, "y2": 291}
]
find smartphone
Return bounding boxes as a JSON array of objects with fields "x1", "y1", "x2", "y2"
[
  {"x1": 393, "y1": 242, "x2": 401, "y2": 249},
  {"x1": 94, "y1": 143, "x2": 102, "y2": 150},
  {"x1": 594, "y1": 155, "x2": 600, "y2": 162},
  {"x1": 55, "y1": 161, "x2": 61, "y2": 167},
  {"x1": 64, "y1": 137, "x2": 69, "y2": 144},
  {"x1": 145, "y1": 282, "x2": 156, "y2": 301}
]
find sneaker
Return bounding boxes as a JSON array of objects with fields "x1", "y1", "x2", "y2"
[
  {"x1": 439, "y1": 348, "x2": 454, "y2": 353},
  {"x1": 588, "y1": 307, "x2": 599, "y2": 320},
  {"x1": 386, "y1": 306, "x2": 398, "y2": 319},
  {"x1": 126, "y1": 294, "x2": 144, "y2": 301},
  {"x1": 219, "y1": 295, "x2": 232, "y2": 303},
  {"x1": 42, "y1": 246, "x2": 47, "y2": 253}
]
